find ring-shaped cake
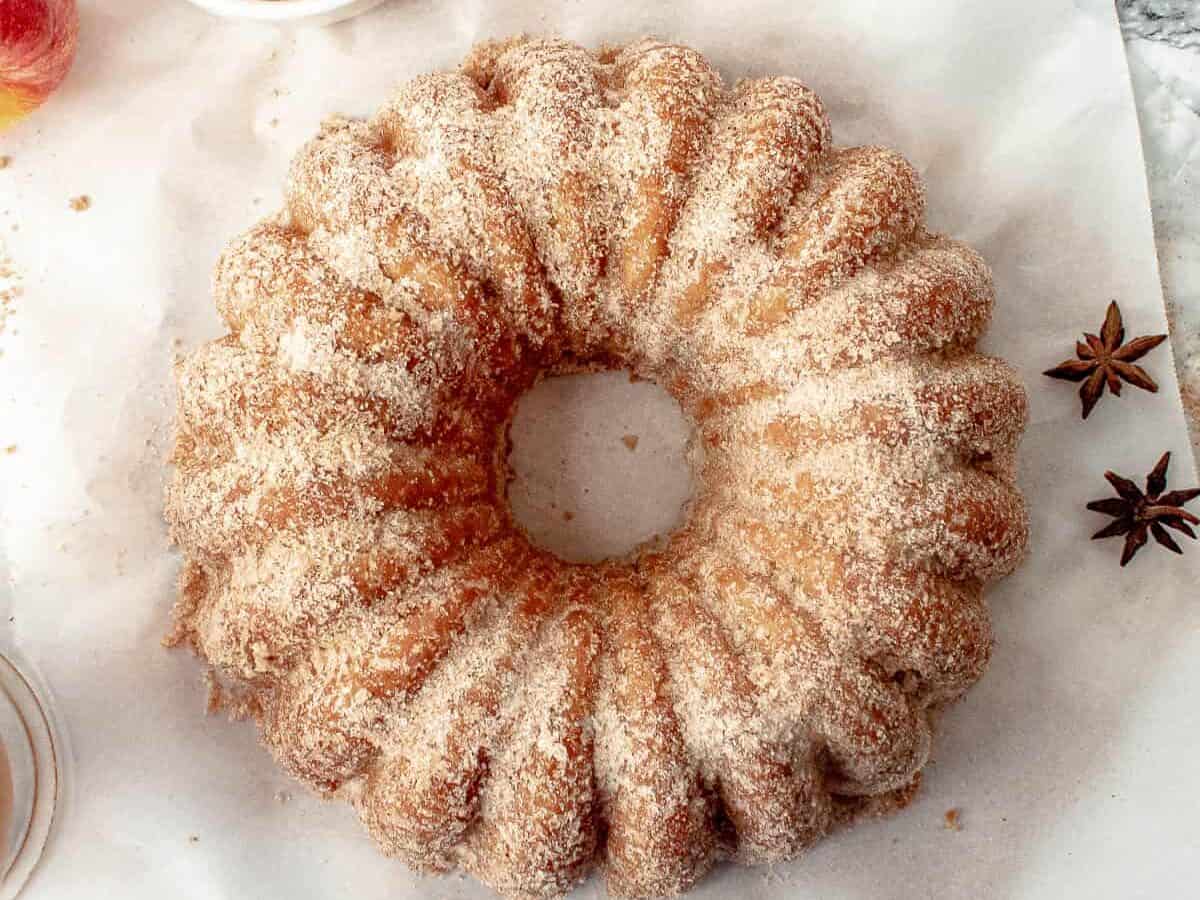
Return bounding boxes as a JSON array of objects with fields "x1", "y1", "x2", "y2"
[{"x1": 166, "y1": 36, "x2": 1029, "y2": 900}]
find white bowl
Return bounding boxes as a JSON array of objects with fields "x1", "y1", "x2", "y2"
[{"x1": 184, "y1": 0, "x2": 389, "y2": 26}]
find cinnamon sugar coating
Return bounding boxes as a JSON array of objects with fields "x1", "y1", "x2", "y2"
[{"x1": 165, "y1": 36, "x2": 1028, "y2": 900}]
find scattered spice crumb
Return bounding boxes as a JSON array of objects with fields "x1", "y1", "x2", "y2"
[
  {"x1": 0, "y1": 156, "x2": 11, "y2": 169},
  {"x1": 188, "y1": 835, "x2": 199, "y2": 844},
  {"x1": 621, "y1": 434, "x2": 639, "y2": 451},
  {"x1": 275, "y1": 790, "x2": 291, "y2": 804},
  {"x1": 69, "y1": 195, "x2": 92, "y2": 212},
  {"x1": 1182, "y1": 381, "x2": 1200, "y2": 460},
  {"x1": 562, "y1": 510, "x2": 574, "y2": 521},
  {"x1": 204, "y1": 670, "x2": 224, "y2": 715},
  {"x1": 944, "y1": 808, "x2": 962, "y2": 831},
  {"x1": 1, "y1": 240, "x2": 21, "y2": 336}
]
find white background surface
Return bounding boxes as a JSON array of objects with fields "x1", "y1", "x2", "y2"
[{"x1": 1, "y1": 0, "x2": 1199, "y2": 897}]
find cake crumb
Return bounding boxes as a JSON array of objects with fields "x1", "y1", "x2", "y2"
[
  {"x1": 621, "y1": 434, "x2": 639, "y2": 451},
  {"x1": 0, "y1": 156, "x2": 11, "y2": 170},
  {"x1": 944, "y1": 808, "x2": 962, "y2": 831},
  {"x1": 69, "y1": 195, "x2": 92, "y2": 212},
  {"x1": 1, "y1": 240, "x2": 20, "y2": 336},
  {"x1": 204, "y1": 670, "x2": 224, "y2": 715},
  {"x1": 562, "y1": 510, "x2": 574, "y2": 521},
  {"x1": 3, "y1": 445, "x2": 15, "y2": 455}
]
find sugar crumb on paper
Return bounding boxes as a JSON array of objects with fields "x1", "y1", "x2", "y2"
[
  {"x1": 69, "y1": 195, "x2": 92, "y2": 212},
  {"x1": 1, "y1": 237, "x2": 22, "y2": 337}
]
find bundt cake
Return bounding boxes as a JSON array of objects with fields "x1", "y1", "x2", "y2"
[{"x1": 165, "y1": 35, "x2": 1029, "y2": 899}]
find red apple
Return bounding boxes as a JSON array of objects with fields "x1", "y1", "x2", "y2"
[{"x1": 1, "y1": 0, "x2": 78, "y2": 130}]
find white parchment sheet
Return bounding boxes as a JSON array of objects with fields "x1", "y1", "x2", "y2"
[{"x1": 1, "y1": 0, "x2": 1198, "y2": 897}]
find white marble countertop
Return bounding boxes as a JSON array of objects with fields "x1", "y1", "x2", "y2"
[{"x1": 1119, "y1": 0, "x2": 1200, "y2": 457}]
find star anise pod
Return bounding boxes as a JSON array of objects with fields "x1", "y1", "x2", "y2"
[
  {"x1": 1087, "y1": 452, "x2": 1200, "y2": 566},
  {"x1": 1044, "y1": 301, "x2": 1166, "y2": 419}
]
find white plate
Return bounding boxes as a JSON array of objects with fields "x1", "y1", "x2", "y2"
[{"x1": 183, "y1": 0, "x2": 388, "y2": 25}]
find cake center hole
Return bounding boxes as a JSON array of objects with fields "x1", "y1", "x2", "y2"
[{"x1": 506, "y1": 370, "x2": 695, "y2": 564}]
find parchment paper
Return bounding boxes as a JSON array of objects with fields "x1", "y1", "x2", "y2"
[{"x1": 1, "y1": 0, "x2": 1198, "y2": 897}]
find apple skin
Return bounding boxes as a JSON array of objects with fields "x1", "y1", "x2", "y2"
[{"x1": 1, "y1": 0, "x2": 79, "y2": 130}]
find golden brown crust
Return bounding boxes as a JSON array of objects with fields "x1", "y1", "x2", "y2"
[{"x1": 164, "y1": 35, "x2": 1029, "y2": 900}]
